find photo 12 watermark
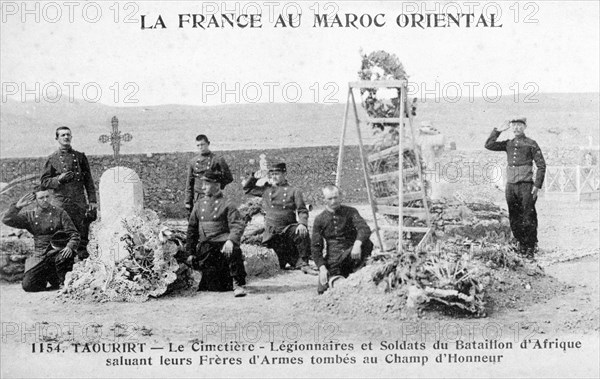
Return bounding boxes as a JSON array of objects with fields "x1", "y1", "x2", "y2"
[{"x1": 1, "y1": 81, "x2": 141, "y2": 105}]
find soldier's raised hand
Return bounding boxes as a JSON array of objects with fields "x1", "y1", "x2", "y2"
[
  {"x1": 497, "y1": 120, "x2": 511, "y2": 132},
  {"x1": 16, "y1": 193, "x2": 35, "y2": 208}
]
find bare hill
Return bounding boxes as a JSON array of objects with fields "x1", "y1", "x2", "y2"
[{"x1": 1, "y1": 93, "x2": 598, "y2": 158}]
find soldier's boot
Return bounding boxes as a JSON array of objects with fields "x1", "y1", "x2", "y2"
[
  {"x1": 233, "y1": 280, "x2": 247, "y2": 297},
  {"x1": 524, "y1": 246, "x2": 536, "y2": 261},
  {"x1": 317, "y1": 278, "x2": 328, "y2": 295}
]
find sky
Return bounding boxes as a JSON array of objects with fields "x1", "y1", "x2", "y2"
[{"x1": 1, "y1": 1, "x2": 599, "y2": 106}]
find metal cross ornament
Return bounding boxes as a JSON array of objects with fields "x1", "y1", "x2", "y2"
[{"x1": 99, "y1": 116, "x2": 133, "y2": 164}]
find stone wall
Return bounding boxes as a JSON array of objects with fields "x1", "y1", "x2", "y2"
[
  {"x1": 0, "y1": 146, "x2": 367, "y2": 218},
  {"x1": 0, "y1": 145, "x2": 583, "y2": 219}
]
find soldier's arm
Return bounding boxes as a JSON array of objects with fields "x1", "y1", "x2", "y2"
[
  {"x1": 242, "y1": 175, "x2": 266, "y2": 197},
  {"x1": 310, "y1": 215, "x2": 326, "y2": 268},
  {"x1": 60, "y1": 210, "x2": 81, "y2": 251},
  {"x1": 226, "y1": 204, "x2": 246, "y2": 245},
  {"x1": 184, "y1": 162, "x2": 195, "y2": 207},
  {"x1": 532, "y1": 142, "x2": 546, "y2": 188},
  {"x1": 218, "y1": 157, "x2": 234, "y2": 189},
  {"x1": 1, "y1": 204, "x2": 31, "y2": 232},
  {"x1": 294, "y1": 188, "x2": 309, "y2": 225},
  {"x1": 40, "y1": 157, "x2": 61, "y2": 190},
  {"x1": 350, "y1": 208, "x2": 371, "y2": 243},
  {"x1": 185, "y1": 207, "x2": 199, "y2": 257},
  {"x1": 81, "y1": 153, "x2": 97, "y2": 203},
  {"x1": 484, "y1": 129, "x2": 508, "y2": 151}
]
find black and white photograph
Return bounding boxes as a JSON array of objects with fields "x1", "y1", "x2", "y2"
[{"x1": 0, "y1": 1, "x2": 598, "y2": 377}]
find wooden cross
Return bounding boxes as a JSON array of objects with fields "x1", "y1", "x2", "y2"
[{"x1": 99, "y1": 116, "x2": 133, "y2": 164}]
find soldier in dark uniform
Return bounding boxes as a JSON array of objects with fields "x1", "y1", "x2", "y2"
[
  {"x1": 186, "y1": 171, "x2": 247, "y2": 297},
  {"x1": 40, "y1": 126, "x2": 97, "y2": 260},
  {"x1": 185, "y1": 135, "x2": 233, "y2": 213},
  {"x1": 2, "y1": 189, "x2": 80, "y2": 292},
  {"x1": 485, "y1": 117, "x2": 546, "y2": 259},
  {"x1": 311, "y1": 185, "x2": 373, "y2": 294},
  {"x1": 242, "y1": 162, "x2": 314, "y2": 273}
]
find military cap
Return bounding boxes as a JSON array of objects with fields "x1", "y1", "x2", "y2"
[
  {"x1": 199, "y1": 170, "x2": 221, "y2": 183},
  {"x1": 50, "y1": 231, "x2": 70, "y2": 250},
  {"x1": 268, "y1": 162, "x2": 287, "y2": 173},
  {"x1": 509, "y1": 117, "x2": 527, "y2": 125}
]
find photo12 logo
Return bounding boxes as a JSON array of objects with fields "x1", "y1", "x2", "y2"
[
  {"x1": 1, "y1": 1, "x2": 140, "y2": 23},
  {"x1": 1, "y1": 81, "x2": 140, "y2": 104},
  {"x1": 407, "y1": 81, "x2": 540, "y2": 104},
  {"x1": 200, "y1": 81, "x2": 341, "y2": 104}
]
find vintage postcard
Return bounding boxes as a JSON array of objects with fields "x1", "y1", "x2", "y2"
[{"x1": 1, "y1": 1, "x2": 598, "y2": 378}]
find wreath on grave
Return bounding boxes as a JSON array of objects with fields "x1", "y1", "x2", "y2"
[{"x1": 358, "y1": 50, "x2": 414, "y2": 133}]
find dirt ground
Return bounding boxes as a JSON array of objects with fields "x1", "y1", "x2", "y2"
[{"x1": 0, "y1": 198, "x2": 598, "y2": 378}]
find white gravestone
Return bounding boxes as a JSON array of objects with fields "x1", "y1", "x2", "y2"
[{"x1": 95, "y1": 166, "x2": 144, "y2": 264}]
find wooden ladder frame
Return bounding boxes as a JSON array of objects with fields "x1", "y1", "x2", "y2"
[{"x1": 335, "y1": 80, "x2": 432, "y2": 253}]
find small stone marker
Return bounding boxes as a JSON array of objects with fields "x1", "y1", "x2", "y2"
[
  {"x1": 95, "y1": 166, "x2": 143, "y2": 263},
  {"x1": 99, "y1": 166, "x2": 143, "y2": 225}
]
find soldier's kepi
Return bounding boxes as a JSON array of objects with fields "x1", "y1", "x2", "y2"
[
  {"x1": 40, "y1": 126, "x2": 97, "y2": 260},
  {"x1": 484, "y1": 117, "x2": 546, "y2": 259}
]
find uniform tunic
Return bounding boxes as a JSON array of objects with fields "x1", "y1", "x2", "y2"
[
  {"x1": 243, "y1": 176, "x2": 310, "y2": 268},
  {"x1": 311, "y1": 205, "x2": 373, "y2": 276},
  {"x1": 41, "y1": 147, "x2": 97, "y2": 206},
  {"x1": 186, "y1": 192, "x2": 246, "y2": 291},
  {"x1": 2, "y1": 204, "x2": 80, "y2": 272},
  {"x1": 484, "y1": 129, "x2": 546, "y2": 250},
  {"x1": 185, "y1": 152, "x2": 233, "y2": 206},
  {"x1": 484, "y1": 129, "x2": 546, "y2": 188},
  {"x1": 40, "y1": 147, "x2": 96, "y2": 256}
]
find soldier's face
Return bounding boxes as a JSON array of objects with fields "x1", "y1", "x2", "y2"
[
  {"x1": 196, "y1": 140, "x2": 210, "y2": 154},
  {"x1": 35, "y1": 191, "x2": 51, "y2": 209},
  {"x1": 56, "y1": 130, "x2": 72, "y2": 147},
  {"x1": 323, "y1": 190, "x2": 342, "y2": 211},
  {"x1": 511, "y1": 122, "x2": 526, "y2": 136},
  {"x1": 269, "y1": 171, "x2": 285, "y2": 185},
  {"x1": 201, "y1": 180, "x2": 220, "y2": 196}
]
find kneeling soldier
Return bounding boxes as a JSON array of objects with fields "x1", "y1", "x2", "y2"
[
  {"x1": 311, "y1": 185, "x2": 373, "y2": 294},
  {"x1": 2, "y1": 188, "x2": 80, "y2": 292},
  {"x1": 186, "y1": 171, "x2": 247, "y2": 297}
]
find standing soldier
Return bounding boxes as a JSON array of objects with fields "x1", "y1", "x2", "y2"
[
  {"x1": 185, "y1": 134, "x2": 234, "y2": 213},
  {"x1": 243, "y1": 162, "x2": 315, "y2": 273},
  {"x1": 186, "y1": 170, "x2": 247, "y2": 297},
  {"x1": 2, "y1": 188, "x2": 80, "y2": 292},
  {"x1": 484, "y1": 117, "x2": 546, "y2": 259},
  {"x1": 41, "y1": 126, "x2": 97, "y2": 260}
]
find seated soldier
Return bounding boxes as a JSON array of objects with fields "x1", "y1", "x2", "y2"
[
  {"x1": 242, "y1": 162, "x2": 316, "y2": 274},
  {"x1": 186, "y1": 170, "x2": 247, "y2": 297},
  {"x1": 2, "y1": 188, "x2": 80, "y2": 292},
  {"x1": 311, "y1": 185, "x2": 373, "y2": 294}
]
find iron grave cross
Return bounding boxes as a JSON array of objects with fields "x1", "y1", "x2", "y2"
[{"x1": 99, "y1": 116, "x2": 133, "y2": 164}]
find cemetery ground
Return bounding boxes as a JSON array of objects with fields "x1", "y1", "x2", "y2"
[{"x1": 0, "y1": 198, "x2": 598, "y2": 346}]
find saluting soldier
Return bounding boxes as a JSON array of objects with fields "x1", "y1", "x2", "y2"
[
  {"x1": 242, "y1": 162, "x2": 315, "y2": 273},
  {"x1": 40, "y1": 126, "x2": 97, "y2": 260},
  {"x1": 186, "y1": 170, "x2": 247, "y2": 297},
  {"x1": 484, "y1": 117, "x2": 546, "y2": 259},
  {"x1": 185, "y1": 134, "x2": 234, "y2": 213},
  {"x1": 2, "y1": 188, "x2": 80, "y2": 292}
]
